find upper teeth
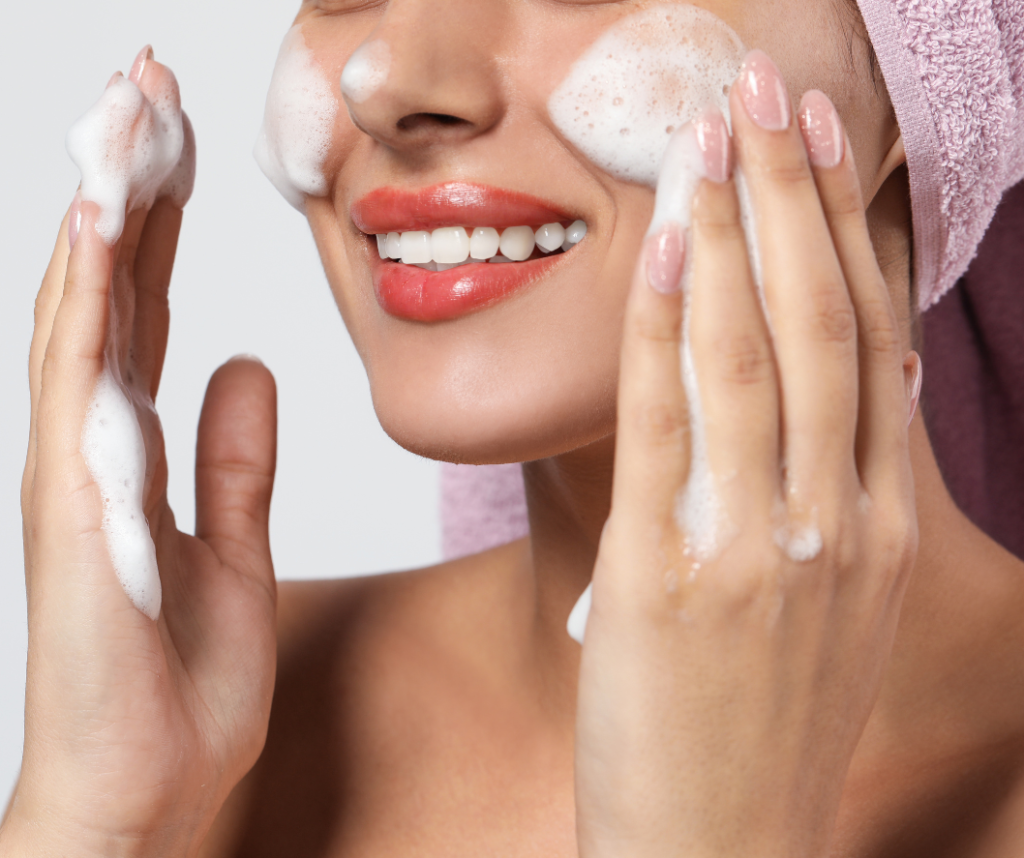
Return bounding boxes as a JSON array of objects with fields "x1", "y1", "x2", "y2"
[{"x1": 374, "y1": 221, "x2": 587, "y2": 266}]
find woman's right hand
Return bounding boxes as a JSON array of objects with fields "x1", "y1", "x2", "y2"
[{"x1": 1, "y1": 56, "x2": 278, "y2": 858}]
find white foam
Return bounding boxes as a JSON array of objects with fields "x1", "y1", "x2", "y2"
[
  {"x1": 254, "y1": 26, "x2": 339, "y2": 212},
  {"x1": 82, "y1": 366, "x2": 162, "y2": 620},
  {"x1": 66, "y1": 72, "x2": 190, "y2": 244},
  {"x1": 548, "y1": 4, "x2": 746, "y2": 187},
  {"x1": 340, "y1": 40, "x2": 391, "y2": 104},
  {"x1": 566, "y1": 582, "x2": 593, "y2": 644}
]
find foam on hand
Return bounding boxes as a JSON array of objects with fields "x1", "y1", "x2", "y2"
[
  {"x1": 340, "y1": 40, "x2": 391, "y2": 104},
  {"x1": 65, "y1": 68, "x2": 191, "y2": 244},
  {"x1": 548, "y1": 4, "x2": 745, "y2": 187},
  {"x1": 254, "y1": 25, "x2": 339, "y2": 212},
  {"x1": 82, "y1": 367, "x2": 162, "y2": 620}
]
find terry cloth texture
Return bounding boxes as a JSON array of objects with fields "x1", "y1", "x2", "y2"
[
  {"x1": 440, "y1": 462, "x2": 529, "y2": 560},
  {"x1": 855, "y1": 0, "x2": 1024, "y2": 309},
  {"x1": 922, "y1": 179, "x2": 1024, "y2": 560}
]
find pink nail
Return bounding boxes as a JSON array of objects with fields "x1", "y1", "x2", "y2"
[
  {"x1": 106, "y1": 71, "x2": 124, "y2": 90},
  {"x1": 69, "y1": 193, "x2": 82, "y2": 252},
  {"x1": 694, "y1": 108, "x2": 732, "y2": 183},
  {"x1": 739, "y1": 50, "x2": 791, "y2": 131},
  {"x1": 645, "y1": 224, "x2": 685, "y2": 294},
  {"x1": 129, "y1": 45, "x2": 154, "y2": 85},
  {"x1": 799, "y1": 90, "x2": 844, "y2": 169}
]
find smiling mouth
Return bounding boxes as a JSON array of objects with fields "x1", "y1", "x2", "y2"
[{"x1": 370, "y1": 221, "x2": 588, "y2": 269}]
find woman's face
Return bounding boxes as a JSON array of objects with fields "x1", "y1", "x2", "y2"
[{"x1": 292, "y1": 0, "x2": 900, "y2": 465}]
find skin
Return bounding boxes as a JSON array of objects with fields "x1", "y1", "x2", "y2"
[{"x1": 4, "y1": 1, "x2": 1024, "y2": 857}]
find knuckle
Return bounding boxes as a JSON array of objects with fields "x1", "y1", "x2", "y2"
[
  {"x1": 628, "y1": 399, "x2": 688, "y2": 448},
  {"x1": 763, "y1": 155, "x2": 815, "y2": 189},
  {"x1": 806, "y1": 286, "x2": 857, "y2": 345},
  {"x1": 629, "y1": 308, "x2": 680, "y2": 345},
  {"x1": 709, "y1": 331, "x2": 775, "y2": 386},
  {"x1": 858, "y1": 299, "x2": 902, "y2": 357}
]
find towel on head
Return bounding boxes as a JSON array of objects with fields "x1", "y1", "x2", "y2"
[{"x1": 856, "y1": 0, "x2": 1024, "y2": 309}]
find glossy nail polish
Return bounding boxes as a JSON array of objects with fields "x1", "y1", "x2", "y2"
[
  {"x1": 799, "y1": 90, "x2": 844, "y2": 168},
  {"x1": 129, "y1": 45, "x2": 153, "y2": 85},
  {"x1": 646, "y1": 224, "x2": 685, "y2": 294},
  {"x1": 739, "y1": 50, "x2": 791, "y2": 131},
  {"x1": 69, "y1": 192, "x2": 82, "y2": 252},
  {"x1": 695, "y1": 108, "x2": 732, "y2": 183}
]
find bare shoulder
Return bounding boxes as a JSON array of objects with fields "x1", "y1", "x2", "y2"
[{"x1": 200, "y1": 538, "x2": 533, "y2": 857}]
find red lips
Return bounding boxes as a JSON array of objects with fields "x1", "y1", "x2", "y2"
[{"x1": 351, "y1": 182, "x2": 578, "y2": 322}]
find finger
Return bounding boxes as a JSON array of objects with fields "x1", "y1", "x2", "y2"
[
  {"x1": 130, "y1": 198, "x2": 183, "y2": 400},
  {"x1": 688, "y1": 125, "x2": 779, "y2": 511},
  {"x1": 195, "y1": 358, "x2": 278, "y2": 587},
  {"x1": 25, "y1": 197, "x2": 78, "y2": 502},
  {"x1": 36, "y1": 202, "x2": 115, "y2": 467},
  {"x1": 798, "y1": 91, "x2": 909, "y2": 495},
  {"x1": 612, "y1": 221, "x2": 689, "y2": 535},
  {"x1": 731, "y1": 52, "x2": 859, "y2": 496}
]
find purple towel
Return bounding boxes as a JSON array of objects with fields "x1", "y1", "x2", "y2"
[{"x1": 922, "y1": 179, "x2": 1024, "y2": 558}]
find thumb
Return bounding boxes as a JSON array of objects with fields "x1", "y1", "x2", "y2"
[{"x1": 195, "y1": 356, "x2": 277, "y2": 581}]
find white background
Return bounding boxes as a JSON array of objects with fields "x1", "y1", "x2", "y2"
[{"x1": 0, "y1": 2, "x2": 441, "y2": 800}]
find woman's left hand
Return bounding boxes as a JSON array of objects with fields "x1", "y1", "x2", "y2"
[{"x1": 574, "y1": 51, "x2": 919, "y2": 858}]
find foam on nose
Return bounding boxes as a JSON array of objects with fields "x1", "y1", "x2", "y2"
[
  {"x1": 340, "y1": 39, "x2": 391, "y2": 104},
  {"x1": 254, "y1": 26, "x2": 339, "y2": 212}
]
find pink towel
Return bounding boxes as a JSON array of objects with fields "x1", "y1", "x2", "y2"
[
  {"x1": 857, "y1": 0, "x2": 1024, "y2": 309},
  {"x1": 441, "y1": 0, "x2": 1024, "y2": 559}
]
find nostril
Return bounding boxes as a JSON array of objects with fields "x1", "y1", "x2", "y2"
[{"x1": 397, "y1": 112, "x2": 469, "y2": 132}]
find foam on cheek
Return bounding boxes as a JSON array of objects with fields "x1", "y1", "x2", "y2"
[
  {"x1": 65, "y1": 75, "x2": 187, "y2": 244},
  {"x1": 549, "y1": 4, "x2": 745, "y2": 187},
  {"x1": 340, "y1": 40, "x2": 391, "y2": 104},
  {"x1": 254, "y1": 26, "x2": 339, "y2": 212},
  {"x1": 82, "y1": 367, "x2": 162, "y2": 620}
]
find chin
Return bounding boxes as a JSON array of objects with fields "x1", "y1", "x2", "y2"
[{"x1": 367, "y1": 351, "x2": 619, "y2": 466}]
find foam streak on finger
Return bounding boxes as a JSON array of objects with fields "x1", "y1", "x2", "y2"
[{"x1": 689, "y1": 170, "x2": 780, "y2": 513}]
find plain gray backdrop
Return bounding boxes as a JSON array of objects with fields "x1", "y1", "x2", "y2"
[{"x1": 0, "y1": 2, "x2": 441, "y2": 799}]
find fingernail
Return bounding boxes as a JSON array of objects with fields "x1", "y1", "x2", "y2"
[
  {"x1": 129, "y1": 45, "x2": 154, "y2": 85},
  {"x1": 106, "y1": 71, "x2": 124, "y2": 89},
  {"x1": 69, "y1": 192, "x2": 82, "y2": 252},
  {"x1": 694, "y1": 108, "x2": 732, "y2": 183},
  {"x1": 739, "y1": 50, "x2": 791, "y2": 131},
  {"x1": 905, "y1": 351, "x2": 922, "y2": 426},
  {"x1": 799, "y1": 90, "x2": 844, "y2": 168},
  {"x1": 228, "y1": 353, "x2": 265, "y2": 366},
  {"x1": 645, "y1": 224, "x2": 685, "y2": 294}
]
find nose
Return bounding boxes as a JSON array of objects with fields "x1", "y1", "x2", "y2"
[{"x1": 341, "y1": 0, "x2": 506, "y2": 151}]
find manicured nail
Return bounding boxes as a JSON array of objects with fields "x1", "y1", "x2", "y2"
[
  {"x1": 228, "y1": 353, "x2": 265, "y2": 366},
  {"x1": 739, "y1": 50, "x2": 791, "y2": 131},
  {"x1": 645, "y1": 224, "x2": 685, "y2": 294},
  {"x1": 69, "y1": 192, "x2": 82, "y2": 252},
  {"x1": 129, "y1": 45, "x2": 154, "y2": 85},
  {"x1": 106, "y1": 71, "x2": 124, "y2": 89},
  {"x1": 799, "y1": 90, "x2": 844, "y2": 168},
  {"x1": 905, "y1": 351, "x2": 922, "y2": 426},
  {"x1": 694, "y1": 108, "x2": 732, "y2": 183}
]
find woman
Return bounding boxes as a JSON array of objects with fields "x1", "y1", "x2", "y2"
[{"x1": 4, "y1": 0, "x2": 1024, "y2": 855}]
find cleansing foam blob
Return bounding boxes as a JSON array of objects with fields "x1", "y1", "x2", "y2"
[
  {"x1": 549, "y1": 4, "x2": 746, "y2": 187},
  {"x1": 66, "y1": 71, "x2": 189, "y2": 244},
  {"x1": 82, "y1": 367, "x2": 162, "y2": 620},
  {"x1": 254, "y1": 26, "x2": 339, "y2": 212},
  {"x1": 340, "y1": 40, "x2": 391, "y2": 104}
]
